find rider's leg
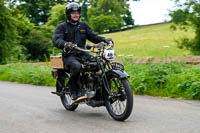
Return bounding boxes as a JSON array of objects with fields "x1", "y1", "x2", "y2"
[{"x1": 63, "y1": 56, "x2": 81, "y2": 100}]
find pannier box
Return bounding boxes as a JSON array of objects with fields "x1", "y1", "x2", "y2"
[{"x1": 50, "y1": 56, "x2": 64, "y2": 69}]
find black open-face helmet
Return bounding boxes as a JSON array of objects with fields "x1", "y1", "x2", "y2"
[{"x1": 66, "y1": 2, "x2": 81, "y2": 19}]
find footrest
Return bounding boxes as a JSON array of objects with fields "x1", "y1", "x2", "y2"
[{"x1": 51, "y1": 91, "x2": 64, "y2": 96}]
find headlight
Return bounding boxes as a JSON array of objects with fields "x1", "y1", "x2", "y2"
[{"x1": 103, "y1": 49, "x2": 116, "y2": 60}]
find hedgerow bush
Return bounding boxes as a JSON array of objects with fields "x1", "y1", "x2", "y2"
[
  {"x1": 0, "y1": 62, "x2": 200, "y2": 100},
  {"x1": 124, "y1": 61, "x2": 200, "y2": 100},
  {"x1": 0, "y1": 64, "x2": 56, "y2": 86}
]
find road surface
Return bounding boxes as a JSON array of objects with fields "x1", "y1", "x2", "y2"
[{"x1": 0, "y1": 81, "x2": 200, "y2": 133}]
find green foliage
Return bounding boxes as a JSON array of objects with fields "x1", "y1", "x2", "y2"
[
  {"x1": 16, "y1": 0, "x2": 68, "y2": 25},
  {"x1": 43, "y1": 4, "x2": 66, "y2": 56},
  {"x1": 21, "y1": 30, "x2": 52, "y2": 61},
  {"x1": 117, "y1": 0, "x2": 134, "y2": 26},
  {"x1": 0, "y1": 0, "x2": 136, "y2": 64},
  {"x1": 46, "y1": 4, "x2": 66, "y2": 27},
  {"x1": 125, "y1": 62, "x2": 200, "y2": 100},
  {"x1": 169, "y1": 0, "x2": 200, "y2": 55},
  {"x1": 88, "y1": 0, "x2": 133, "y2": 32},
  {"x1": 38, "y1": 25, "x2": 55, "y2": 39},
  {"x1": 89, "y1": 15, "x2": 124, "y2": 32},
  {"x1": 97, "y1": 0, "x2": 125, "y2": 16},
  {"x1": 190, "y1": 82, "x2": 200, "y2": 99},
  {"x1": 1, "y1": 62, "x2": 200, "y2": 100},
  {"x1": 0, "y1": 64, "x2": 56, "y2": 86},
  {"x1": 80, "y1": 0, "x2": 89, "y2": 21},
  {"x1": 122, "y1": 10, "x2": 134, "y2": 26},
  {"x1": 0, "y1": 3, "x2": 33, "y2": 64},
  {"x1": 0, "y1": 2, "x2": 18, "y2": 64}
]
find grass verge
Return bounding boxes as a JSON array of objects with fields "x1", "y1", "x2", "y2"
[{"x1": 0, "y1": 64, "x2": 56, "y2": 86}]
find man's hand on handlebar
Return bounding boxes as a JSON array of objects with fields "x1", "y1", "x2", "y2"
[
  {"x1": 93, "y1": 43, "x2": 103, "y2": 49},
  {"x1": 103, "y1": 37, "x2": 113, "y2": 44},
  {"x1": 64, "y1": 42, "x2": 73, "y2": 50}
]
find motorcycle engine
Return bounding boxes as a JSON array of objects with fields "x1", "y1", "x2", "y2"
[{"x1": 85, "y1": 74, "x2": 96, "y2": 99}]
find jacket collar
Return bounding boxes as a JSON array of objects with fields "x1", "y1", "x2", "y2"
[{"x1": 66, "y1": 19, "x2": 79, "y2": 26}]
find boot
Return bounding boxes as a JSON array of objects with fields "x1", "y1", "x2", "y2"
[{"x1": 71, "y1": 91, "x2": 78, "y2": 100}]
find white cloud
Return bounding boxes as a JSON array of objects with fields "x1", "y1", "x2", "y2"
[{"x1": 129, "y1": 0, "x2": 175, "y2": 25}]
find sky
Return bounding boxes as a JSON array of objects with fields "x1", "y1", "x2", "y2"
[{"x1": 129, "y1": 0, "x2": 175, "y2": 25}]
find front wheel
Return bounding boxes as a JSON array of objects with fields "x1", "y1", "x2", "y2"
[{"x1": 105, "y1": 77, "x2": 133, "y2": 121}]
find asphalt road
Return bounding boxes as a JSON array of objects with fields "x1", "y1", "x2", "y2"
[{"x1": 0, "y1": 81, "x2": 200, "y2": 133}]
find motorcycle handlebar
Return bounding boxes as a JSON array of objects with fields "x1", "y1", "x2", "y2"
[
  {"x1": 64, "y1": 42, "x2": 114, "y2": 53},
  {"x1": 73, "y1": 45, "x2": 91, "y2": 53}
]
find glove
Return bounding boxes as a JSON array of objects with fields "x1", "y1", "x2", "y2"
[
  {"x1": 64, "y1": 42, "x2": 73, "y2": 50},
  {"x1": 103, "y1": 37, "x2": 113, "y2": 44}
]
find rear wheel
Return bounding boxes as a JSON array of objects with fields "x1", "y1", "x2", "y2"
[
  {"x1": 56, "y1": 77, "x2": 78, "y2": 111},
  {"x1": 105, "y1": 77, "x2": 133, "y2": 121}
]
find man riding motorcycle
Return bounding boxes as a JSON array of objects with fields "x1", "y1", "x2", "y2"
[{"x1": 52, "y1": 2, "x2": 112, "y2": 100}]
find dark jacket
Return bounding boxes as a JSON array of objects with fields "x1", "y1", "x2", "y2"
[{"x1": 53, "y1": 21, "x2": 105, "y2": 51}]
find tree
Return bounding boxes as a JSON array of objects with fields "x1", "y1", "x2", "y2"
[
  {"x1": 46, "y1": 4, "x2": 66, "y2": 27},
  {"x1": 87, "y1": 0, "x2": 138, "y2": 32},
  {"x1": 15, "y1": 0, "x2": 68, "y2": 25},
  {"x1": 0, "y1": 1, "x2": 33, "y2": 64},
  {"x1": 119, "y1": 0, "x2": 135, "y2": 26},
  {"x1": 21, "y1": 30, "x2": 52, "y2": 61},
  {"x1": 0, "y1": 1, "x2": 16, "y2": 63},
  {"x1": 88, "y1": 0, "x2": 125, "y2": 32},
  {"x1": 89, "y1": 15, "x2": 124, "y2": 32},
  {"x1": 169, "y1": 0, "x2": 200, "y2": 55},
  {"x1": 80, "y1": 0, "x2": 89, "y2": 21},
  {"x1": 14, "y1": 0, "x2": 87, "y2": 25}
]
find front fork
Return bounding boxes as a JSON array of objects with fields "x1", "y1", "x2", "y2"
[
  {"x1": 97, "y1": 60, "x2": 123, "y2": 97},
  {"x1": 102, "y1": 61, "x2": 128, "y2": 100},
  {"x1": 96, "y1": 59, "x2": 112, "y2": 96}
]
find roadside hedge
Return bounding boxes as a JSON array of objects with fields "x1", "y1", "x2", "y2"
[
  {"x1": 125, "y1": 61, "x2": 200, "y2": 100},
  {"x1": 0, "y1": 62, "x2": 200, "y2": 100},
  {"x1": 0, "y1": 64, "x2": 55, "y2": 86}
]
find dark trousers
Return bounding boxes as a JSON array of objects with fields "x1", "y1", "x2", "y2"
[
  {"x1": 63, "y1": 55, "x2": 82, "y2": 93},
  {"x1": 63, "y1": 51, "x2": 92, "y2": 93}
]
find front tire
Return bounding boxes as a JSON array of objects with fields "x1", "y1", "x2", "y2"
[{"x1": 105, "y1": 77, "x2": 133, "y2": 121}]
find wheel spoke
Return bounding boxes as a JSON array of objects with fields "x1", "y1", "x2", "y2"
[
  {"x1": 109, "y1": 78, "x2": 127, "y2": 115},
  {"x1": 66, "y1": 94, "x2": 72, "y2": 105},
  {"x1": 118, "y1": 100, "x2": 122, "y2": 113},
  {"x1": 122, "y1": 100, "x2": 125, "y2": 108},
  {"x1": 116, "y1": 101, "x2": 120, "y2": 114}
]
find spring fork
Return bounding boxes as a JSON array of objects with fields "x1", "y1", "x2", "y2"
[{"x1": 97, "y1": 58, "x2": 111, "y2": 95}]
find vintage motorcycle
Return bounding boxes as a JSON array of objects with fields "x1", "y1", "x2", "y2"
[{"x1": 51, "y1": 42, "x2": 133, "y2": 121}]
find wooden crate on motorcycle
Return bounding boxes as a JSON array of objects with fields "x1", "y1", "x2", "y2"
[{"x1": 50, "y1": 56, "x2": 64, "y2": 69}]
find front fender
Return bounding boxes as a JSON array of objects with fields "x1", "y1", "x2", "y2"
[{"x1": 105, "y1": 69, "x2": 130, "y2": 79}]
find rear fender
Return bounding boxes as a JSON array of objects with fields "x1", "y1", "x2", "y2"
[
  {"x1": 51, "y1": 69, "x2": 58, "y2": 78},
  {"x1": 51, "y1": 69, "x2": 70, "y2": 78}
]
